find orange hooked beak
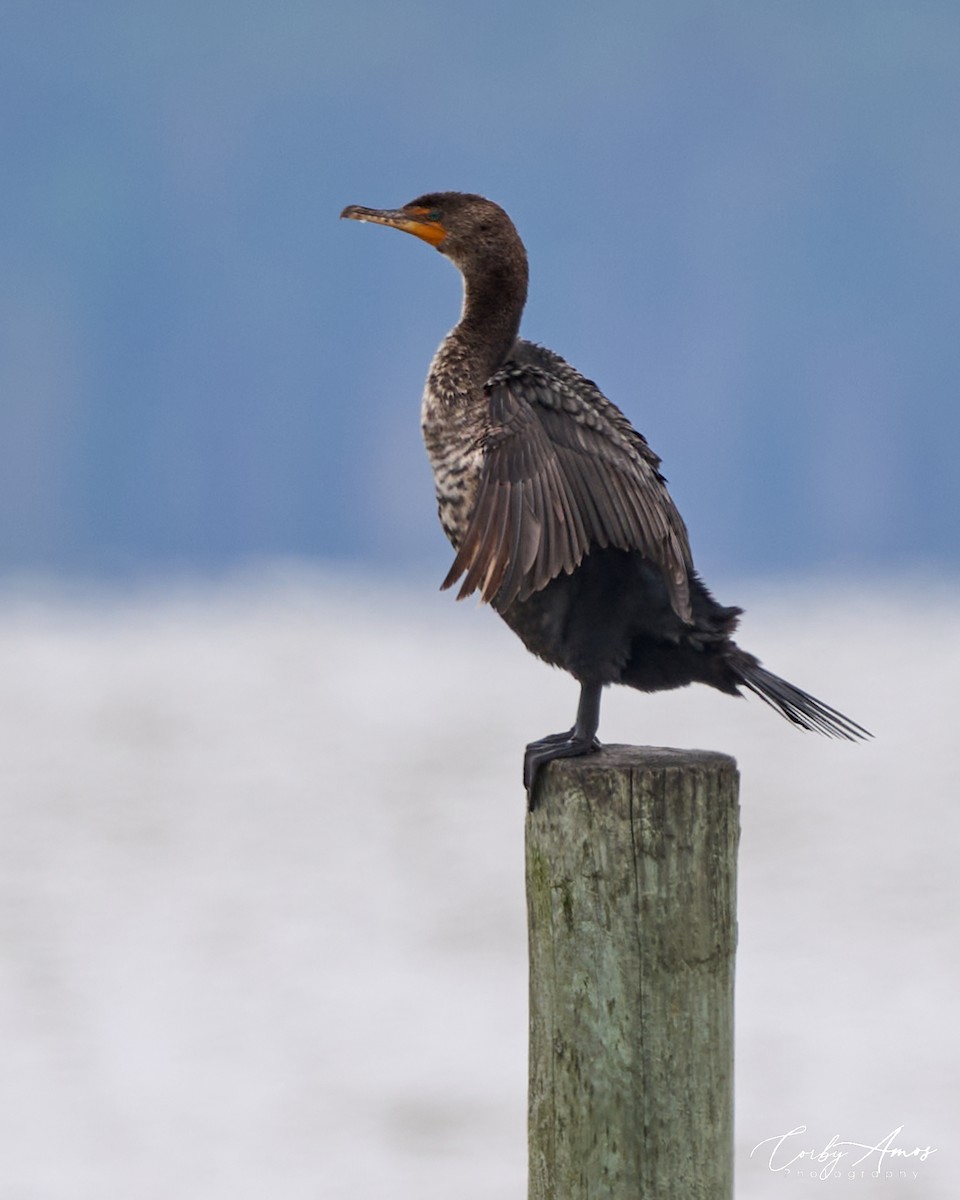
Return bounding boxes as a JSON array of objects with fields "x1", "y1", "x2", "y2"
[{"x1": 340, "y1": 204, "x2": 447, "y2": 247}]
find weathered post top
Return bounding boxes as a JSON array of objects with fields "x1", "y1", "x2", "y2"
[{"x1": 526, "y1": 745, "x2": 740, "y2": 1200}]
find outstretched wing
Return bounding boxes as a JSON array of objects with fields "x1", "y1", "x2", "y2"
[{"x1": 441, "y1": 352, "x2": 694, "y2": 621}]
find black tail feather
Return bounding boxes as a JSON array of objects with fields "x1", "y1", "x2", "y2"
[{"x1": 733, "y1": 658, "x2": 871, "y2": 741}]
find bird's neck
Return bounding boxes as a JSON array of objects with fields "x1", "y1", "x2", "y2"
[{"x1": 451, "y1": 261, "x2": 528, "y2": 387}]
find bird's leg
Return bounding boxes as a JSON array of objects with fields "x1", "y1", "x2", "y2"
[{"x1": 524, "y1": 680, "x2": 602, "y2": 797}]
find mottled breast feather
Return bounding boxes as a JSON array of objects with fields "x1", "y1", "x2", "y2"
[
  {"x1": 439, "y1": 340, "x2": 694, "y2": 623},
  {"x1": 420, "y1": 336, "x2": 489, "y2": 548}
]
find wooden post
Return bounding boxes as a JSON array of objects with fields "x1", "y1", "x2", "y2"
[{"x1": 526, "y1": 745, "x2": 739, "y2": 1200}]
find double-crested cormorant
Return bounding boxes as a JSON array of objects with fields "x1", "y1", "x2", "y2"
[{"x1": 341, "y1": 192, "x2": 869, "y2": 790}]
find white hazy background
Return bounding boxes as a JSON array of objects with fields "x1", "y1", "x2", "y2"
[{"x1": 1, "y1": 568, "x2": 956, "y2": 1198}]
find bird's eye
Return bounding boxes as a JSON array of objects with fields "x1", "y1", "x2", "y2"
[{"x1": 427, "y1": 209, "x2": 441, "y2": 221}]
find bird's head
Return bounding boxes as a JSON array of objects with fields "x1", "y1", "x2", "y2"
[{"x1": 340, "y1": 192, "x2": 526, "y2": 281}]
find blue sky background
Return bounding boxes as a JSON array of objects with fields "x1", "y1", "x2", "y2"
[{"x1": 3, "y1": 0, "x2": 958, "y2": 582}]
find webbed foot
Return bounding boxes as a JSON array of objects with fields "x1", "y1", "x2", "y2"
[
  {"x1": 523, "y1": 680, "x2": 604, "y2": 807},
  {"x1": 523, "y1": 733, "x2": 601, "y2": 799}
]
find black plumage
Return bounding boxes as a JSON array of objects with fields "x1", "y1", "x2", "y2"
[{"x1": 340, "y1": 192, "x2": 869, "y2": 790}]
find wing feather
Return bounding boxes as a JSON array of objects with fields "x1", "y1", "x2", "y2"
[{"x1": 440, "y1": 352, "x2": 694, "y2": 621}]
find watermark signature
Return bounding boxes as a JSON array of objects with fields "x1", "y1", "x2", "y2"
[{"x1": 750, "y1": 1125, "x2": 938, "y2": 1181}]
